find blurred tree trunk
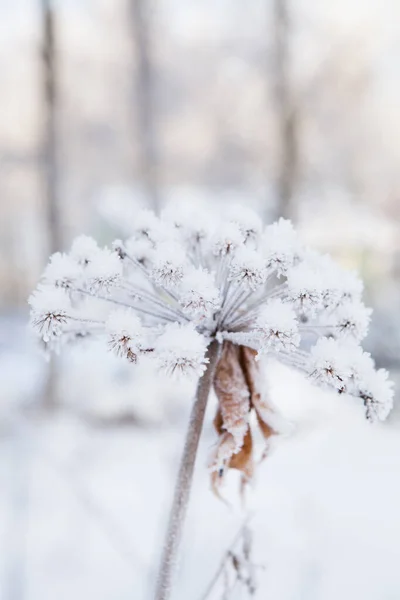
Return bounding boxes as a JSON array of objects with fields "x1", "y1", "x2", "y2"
[
  {"x1": 129, "y1": 0, "x2": 160, "y2": 213},
  {"x1": 273, "y1": 0, "x2": 299, "y2": 221},
  {"x1": 42, "y1": 0, "x2": 62, "y2": 254},
  {"x1": 41, "y1": 0, "x2": 61, "y2": 409}
]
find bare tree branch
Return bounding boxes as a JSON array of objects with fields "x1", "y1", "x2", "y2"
[{"x1": 198, "y1": 515, "x2": 254, "y2": 600}]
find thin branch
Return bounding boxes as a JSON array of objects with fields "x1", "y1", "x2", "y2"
[
  {"x1": 74, "y1": 288, "x2": 177, "y2": 322},
  {"x1": 198, "y1": 516, "x2": 254, "y2": 600},
  {"x1": 154, "y1": 340, "x2": 221, "y2": 600}
]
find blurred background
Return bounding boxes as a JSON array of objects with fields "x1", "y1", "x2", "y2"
[{"x1": 1, "y1": 0, "x2": 400, "y2": 599}]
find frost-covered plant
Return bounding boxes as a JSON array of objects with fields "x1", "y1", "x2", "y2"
[{"x1": 28, "y1": 201, "x2": 393, "y2": 600}]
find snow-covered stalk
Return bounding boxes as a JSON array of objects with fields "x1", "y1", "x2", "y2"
[{"x1": 155, "y1": 340, "x2": 220, "y2": 600}]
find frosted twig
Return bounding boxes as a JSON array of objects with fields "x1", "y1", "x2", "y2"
[
  {"x1": 154, "y1": 340, "x2": 221, "y2": 600},
  {"x1": 198, "y1": 516, "x2": 256, "y2": 600}
]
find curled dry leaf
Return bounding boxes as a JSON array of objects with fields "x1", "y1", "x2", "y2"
[
  {"x1": 210, "y1": 342, "x2": 278, "y2": 497},
  {"x1": 240, "y1": 345, "x2": 276, "y2": 441},
  {"x1": 213, "y1": 342, "x2": 250, "y2": 449}
]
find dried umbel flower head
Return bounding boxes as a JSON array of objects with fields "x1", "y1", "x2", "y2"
[{"x1": 29, "y1": 204, "x2": 393, "y2": 445}]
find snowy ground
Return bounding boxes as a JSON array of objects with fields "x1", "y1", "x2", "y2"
[{"x1": 1, "y1": 317, "x2": 400, "y2": 600}]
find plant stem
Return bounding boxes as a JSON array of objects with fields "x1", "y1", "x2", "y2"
[{"x1": 154, "y1": 339, "x2": 221, "y2": 600}]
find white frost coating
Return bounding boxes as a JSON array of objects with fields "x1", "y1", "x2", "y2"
[
  {"x1": 262, "y1": 218, "x2": 301, "y2": 276},
  {"x1": 229, "y1": 246, "x2": 267, "y2": 290},
  {"x1": 161, "y1": 198, "x2": 213, "y2": 247},
  {"x1": 151, "y1": 242, "x2": 187, "y2": 289},
  {"x1": 212, "y1": 221, "x2": 245, "y2": 256},
  {"x1": 256, "y1": 299, "x2": 300, "y2": 353},
  {"x1": 106, "y1": 309, "x2": 145, "y2": 363},
  {"x1": 129, "y1": 208, "x2": 169, "y2": 245},
  {"x1": 70, "y1": 235, "x2": 101, "y2": 266},
  {"x1": 226, "y1": 204, "x2": 263, "y2": 243},
  {"x1": 85, "y1": 248, "x2": 123, "y2": 293},
  {"x1": 125, "y1": 236, "x2": 156, "y2": 266},
  {"x1": 43, "y1": 252, "x2": 82, "y2": 289},
  {"x1": 359, "y1": 367, "x2": 394, "y2": 422},
  {"x1": 328, "y1": 300, "x2": 372, "y2": 341},
  {"x1": 310, "y1": 338, "x2": 350, "y2": 391},
  {"x1": 286, "y1": 262, "x2": 324, "y2": 316},
  {"x1": 179, "y1": 268, "x2": 221, "y2": 319},
  {"x1": 29, "y1": 201, "x2": 394, "y2": 423},
  {"x1": 155, "y1": 323, "x2": 209, "y2": 378},
  {"x1": 29, "y1": 287, "x2": 71, "y2": 342}
]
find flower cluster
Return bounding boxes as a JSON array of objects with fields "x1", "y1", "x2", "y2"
[{"x1": 29, "y1": 201, "x2": 393, "y2": 423}]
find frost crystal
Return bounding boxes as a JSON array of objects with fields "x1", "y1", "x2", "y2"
[
  {"x1": 229, "y1": 246, "x2": 267, "y2": 290},
  {"x1": 106, "y1": 309, "x2": 145, "y2": 363},
  {"x1": 151, "y1": 242, "x2": 186, "y2": 289},
  {"x1": 213, "y1": 222, "x2": 245, "y2": 256},
  {"x1": 43, "y1": 252, "x2": 82, "y2": 289},
  {"x1": 226, "y1": 204, "x2": 262, "y2": 243},
  {"x1": 85, "y1": 248, "x2": 123, "y2": 293},
  {"x1": 179, "y1": 268, "x2": 221, "y2": 319},
  {"x1": 286, "y1": 263, "x2": 323, "y2": 316},
  {"x1": 29, "y1": 203, "x2": 394, "y2": 420},
  {"x1": 262, "y1": 218, "x2": 301, "y2": 276},
  {"x1": 156, "y1": 323, "x2": 209, "y2": 378},
  {"x1": 29, "y1": 287, "x2": 71, "y2": 342},
  {"x1": 70, "y1": 235, "x2": 101, "y2": 266},
  {"x1": 310, "y1": 338, "x2": 350, "y2": 392},
  {"x1": 256, "y1": 300, "x2": 300, "y2": 353}
]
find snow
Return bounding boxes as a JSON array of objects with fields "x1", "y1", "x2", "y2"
[
  {"x1": 248, "y1": 363, "x2": 400, "y2": 600},
  {"x1": 1, "y1": 344, "x2": 400, "y2": 600}
]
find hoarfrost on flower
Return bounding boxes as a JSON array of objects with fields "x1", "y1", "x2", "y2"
[
  {"x1": 85, "y1": 248, "x2": 123, "y2": 293},
  {"x1": 42, "y1": 252, "x2": 82, "y2": 289},
  {"x1": 256, "y1": 299, "x2": 300, "y2": 353},
  {"x1": 310, "y1": 338, "x2": 350, "y2": 392},
  {"x1": 124, "y1": 237, "x2": 155, "y2": 267},
  {"x1": 229, "y1": 246, "x2": 268, "y2": 290},
  {"x1": 226, "y1": 204, "x2": 262, "y2": 243},
  {"x1": 29, "y1": 201, "x2": 393, "y2": 425},
  {"x1": 179, "y1": 268, "x2": 221, "y2": 319},
  {"x1": 262, "y1": 218, "x2": 301, "y2": 276},
  {"x1": 29, "y1": 287, "x2": 71, "y2": 342},
  {"x1": 161, "y1": 198, "x2": 213, "y2": 248},
  {"x1": 151, "y1": 242, "x2": 187, "y2": 289},
  {"x1": 106, "y1": 309, "x2": 145, "y2": 363},
  {"x1": 328, "y1": 300, "x2": 372, "y2": 342},
  {"x1": 155, "y1": 323, "x2": 209, "y2": 378},
  {"x1": 359, "y1": 368, "x2": 394, "y2": 423},
  {"x1": 286, "y1": 262, "x2": 324, "y2": 316},
  {"x1": 129, "y1": 208, "x2": 168, "y2": 245},
  {"x1": 213, "y1": 221, "x2": 245, "y2": 256},
  {"x1": 70, "y1": 235, "x2": 101, "y2": 266}
]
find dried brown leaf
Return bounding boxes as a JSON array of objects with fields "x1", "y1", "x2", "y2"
[
  {"x1": 240, "y1": 345, "x2": 277, "y2": 442},
  {"x1": 214, "y1": 342, "x2": 250, "y2": 448}
]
